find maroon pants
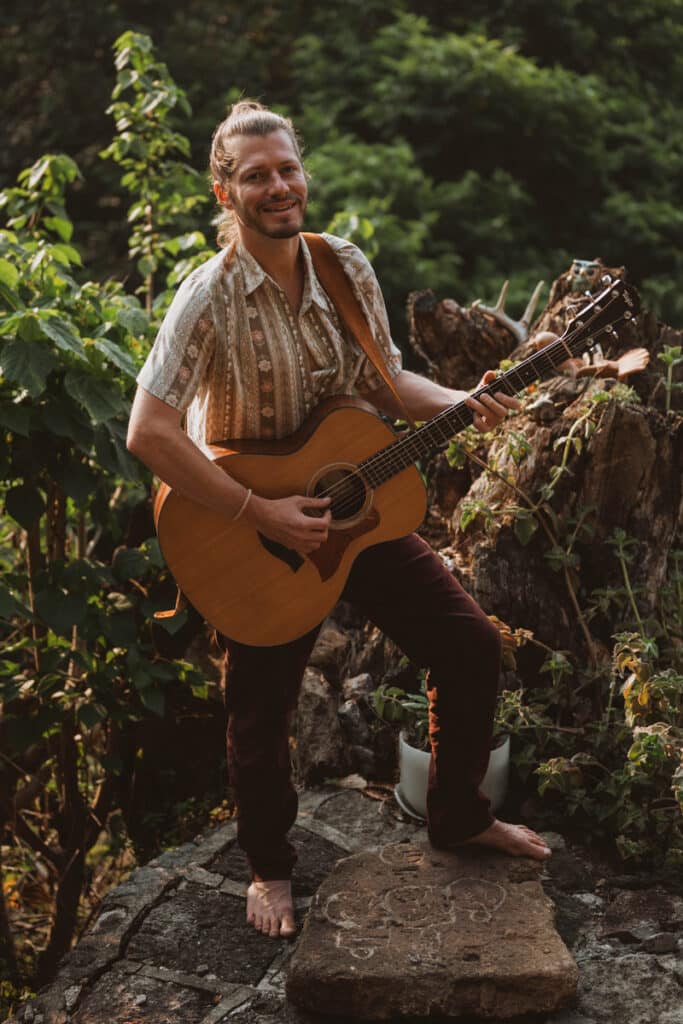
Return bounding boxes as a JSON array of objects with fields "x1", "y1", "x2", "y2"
[{"x1": 224, "y1": 533, "x2": 501, "y2": 880}]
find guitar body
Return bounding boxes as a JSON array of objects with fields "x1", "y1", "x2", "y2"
[{"x1": 154, "y1": 396, "x2": 426, "y2": 646}]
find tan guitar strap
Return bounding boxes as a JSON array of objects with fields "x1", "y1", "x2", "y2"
[{"x1": 303, "y1": 233, "x2": 416, "y2": 430}]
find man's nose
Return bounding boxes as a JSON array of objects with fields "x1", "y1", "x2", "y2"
[{"x1": 266, "y1": 171, "x2": 288, "y2": 195}]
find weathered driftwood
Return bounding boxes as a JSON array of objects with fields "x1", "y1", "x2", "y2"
[{"x1": 412, "y1": 259, "x2": 682, "y2": 668}]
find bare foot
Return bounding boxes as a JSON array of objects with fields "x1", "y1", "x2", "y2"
[
  {"x1": 459, "y1": 819, "x2": 552, "y2": 860},
  {"x1": 246, "y1": 879, "x2": 296, "y2": 938}
]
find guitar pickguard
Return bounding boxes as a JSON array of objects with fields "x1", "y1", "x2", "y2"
[
  {"x1": 308, "y1": 508, "x2": 380, "y2": 582},
  {"x1": 257, "y1": 509, "x2": 380, "y2": 581},
  {"x1": 257, "y1": 533, "x2": 305, "y2": 573}
]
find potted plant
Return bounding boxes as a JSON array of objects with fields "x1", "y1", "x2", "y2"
[
  {"x1": 371, "y1": 675, "x2": 511, "y2": 820},
  {"x1": 370, "y1": 617, "x2": 531, "y2": 820}
]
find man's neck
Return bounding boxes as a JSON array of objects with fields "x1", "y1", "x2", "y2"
[{"x1": 237, "y1": 226, "x2": 302, "y2": 285}]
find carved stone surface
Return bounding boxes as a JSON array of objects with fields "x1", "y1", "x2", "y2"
[{"x1": 286, "y1": 839, "x2": 578, "y2": 1019}]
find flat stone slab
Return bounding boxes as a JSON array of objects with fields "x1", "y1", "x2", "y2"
[
  {"x1": 127, "y1": 884, "x2": 278, "y2": 985},
  {"x1": 71, "y1": 962, "x2": 216, "y2": 1024},
  {"x1": 286, "y1": 839, "x2": 578, "y2": 1019}
]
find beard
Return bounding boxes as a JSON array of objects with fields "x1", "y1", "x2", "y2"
[{"x1": 230, "y1": 192, "x2": 307, "y2": 239}]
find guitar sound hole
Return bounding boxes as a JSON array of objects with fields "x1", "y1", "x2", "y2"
[{"x1": 313, "y1": 468, "x2": 367, "y2": 524}]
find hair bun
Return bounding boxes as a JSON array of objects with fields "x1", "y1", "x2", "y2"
[{"x1": 228, "y1": 99, "x2": 267, "y2": 120}]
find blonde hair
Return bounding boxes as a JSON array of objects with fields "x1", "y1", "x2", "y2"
[{"x1": 209, "y1": 99, "x2": 305, "y2": 248}]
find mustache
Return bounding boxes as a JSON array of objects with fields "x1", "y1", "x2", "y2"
[{"x1": 258, "y1": 195, "x2": 301, "y2": 210}]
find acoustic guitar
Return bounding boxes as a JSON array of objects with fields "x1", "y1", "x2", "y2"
[{"x1": 154, "y1": 278, "x2": 639, "y2": 646}]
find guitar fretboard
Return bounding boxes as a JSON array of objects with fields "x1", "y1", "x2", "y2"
[{"x1": 358, "y1": 281, "x2": 638, "y2": 489}]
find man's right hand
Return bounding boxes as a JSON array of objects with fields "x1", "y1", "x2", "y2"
[{"x1": 243, "y1": 494, "x2": 332, "y2": 554}]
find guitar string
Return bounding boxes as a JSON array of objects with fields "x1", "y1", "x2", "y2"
[
  {"x1": 318, "y1": 298, "x2": 630, "y2": 518},
  {"x1": 309, "y1": 293, "x2": 632, "y2": 517},
  {"x1": 321, "y1": 306, "x2": 629, "y2": 519},
  {"x1": 362, "y1": 291, "x2": 632, "y2": 474}
]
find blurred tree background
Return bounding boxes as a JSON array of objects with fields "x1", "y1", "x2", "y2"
[{"x1": 3, "y1": 0, "x2": 683, "y2": 340}]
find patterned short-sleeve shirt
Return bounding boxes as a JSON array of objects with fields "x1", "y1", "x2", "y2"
[{"x1": 137, "y1": 233, "x2": 402, "y2": 448}]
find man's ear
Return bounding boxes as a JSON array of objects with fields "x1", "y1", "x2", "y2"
[{"x1": 213, "y1": 181, "x2": 232, "y2": 208}]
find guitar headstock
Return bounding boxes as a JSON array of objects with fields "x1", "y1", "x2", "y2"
[{"x1": 563, "y1": 278, "x2": 641, "y2": 358}]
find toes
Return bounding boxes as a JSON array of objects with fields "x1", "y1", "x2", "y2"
[
  {"x1": 261, "y1": 914, "x2": 274, "y2": 935},
  {"x1": 280, "y1": 915, "x2": 297, "y2": 938}
]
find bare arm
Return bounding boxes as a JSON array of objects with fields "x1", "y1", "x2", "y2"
[
  {"x1": 360, "y1": 369, "x2": 520, "y2": 431},
  {"x1": 127, "y1": 387, "x2": 331, "y2": 553}
]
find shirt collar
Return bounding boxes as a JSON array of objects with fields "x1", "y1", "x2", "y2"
[
  {"x1": 299, "y1": 235, "x2": 333, "y2": 316},
  {"x1": 236, "y1": 241, "x2": 268, "y2": 296},
  {"x1": 236, "y1": 236, "x2": 332, "y2": 316}
]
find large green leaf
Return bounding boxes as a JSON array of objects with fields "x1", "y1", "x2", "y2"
[
  {"x1": 42, "y1": 400, "x2": 89, "y2": 442},
  {"x1": 1, "y1": 337, "x2": 57, "y2": 396},
  {"x1": 0, "y1": 401, "x2": 31, "y2": 436},
  {"x1": 140, "y1": 686, "x2": 166, "y2": 717},
  {"x1": 0, "y1": 580, "x2": 33, "y2": 621},
  {"x1": 64, "y1": 369, "x2": 128, "y2": 423},
  {"x1": 34, "y1": 587, "x2": 88, "y2": 636},
  {"x1": 0, "y1": 258, "x2": 19, "y2": 290},
  {"x1": 43, "y1": 216, "x2": 74, "y2": 242},
  {"x1": 37, "y1": 314, "x2": 86, "y2": 358},
  {"x1": 0, "y1": 311, "x2": 25, "y2": 336},
  {"x1": 52, "y1": 460, "x2": 96, "y2": 503},
  {"x1": 50, "y1": 243, "x2": 82, "y2": 267},
  {"x1": 113, "y1": 547, "x2": 150, "y2": 580},
  {"x1": 101, "y1": 611, "x2": 137, "y2": 647},
  {"x1": 93, "y1": 337, "x2": 138, "y2": 378},
  {"x1": 77, "y1": 702, "x2": 108, "y2": 729},
  {"x1": 116, "y1": 305, "x2": 149, "y2": 337},
  {"x1": 95, "y1": 424, "x2": 140, "y2": 480},
  {"x1": 5, "y1": 484, "x2": 45, "y2": 528},
  {"x1": 0, "y1": 280, "x2": 22, "y2": 312}
]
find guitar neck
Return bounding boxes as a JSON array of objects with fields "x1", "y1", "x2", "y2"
[
  {"x1": 359, "y1": 280, "x2": 638, "y2": 489},
  {"x1": 359, "y1": 344, "x2": 562, "y2": 488}
]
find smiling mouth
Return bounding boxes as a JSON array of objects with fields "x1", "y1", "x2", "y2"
[{"x1": 261, "y1": 200, "x2": 298, "y2": 214}]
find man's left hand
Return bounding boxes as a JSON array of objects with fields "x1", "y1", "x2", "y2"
[{"x1": 465, "y1": 369, "x2": 520, "y2": 434}]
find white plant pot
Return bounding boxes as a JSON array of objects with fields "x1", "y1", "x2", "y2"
[{"x1": 395, "y1": 731, "x2": 510, "y2": 821}]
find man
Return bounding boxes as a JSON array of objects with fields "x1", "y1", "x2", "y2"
[{"x1": 127, "y1": 100, "x2": 551, "y2": 941}]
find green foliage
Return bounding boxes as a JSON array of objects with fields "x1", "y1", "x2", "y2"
[
  {"x1": 657, "y1": 345, "x2": 683, "y2": 413},
  {"x1": 5, "y1": 1, "x2": 683, "y2": 333},
  {"x1": 459, "y1": 498, "x2": 496, "y2": 533},
  {"x1": 0, "y1": 38, "x2": 219, "y2": 989},
  {"x1": 442, "y1": 379, "x2": 683, "y2": 863},
  {"x1": 99, "y1": 31, "x2": 212, "y2": 315},
  {"x1": 370, "y1": 676, "x2": 430, "y2": 750}
]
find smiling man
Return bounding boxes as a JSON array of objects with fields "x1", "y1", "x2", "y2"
[{"x1": 127, "y1": 100, "x2": 550, "y2": 942}]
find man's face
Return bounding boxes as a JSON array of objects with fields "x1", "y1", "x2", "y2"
[{"x1": 218, "y1": 129, "x2": 308, "y2": 240}]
